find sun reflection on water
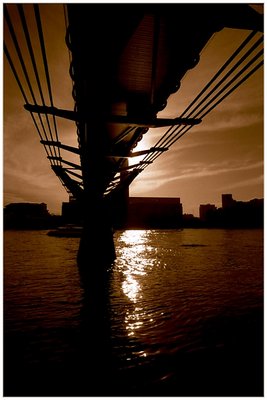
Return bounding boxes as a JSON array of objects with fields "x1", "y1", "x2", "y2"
[
  {"x1": 122, "y1": 276, "x2": 140, "y2": 303},
  {"x1": 116, "y1": 230, "x2": 156, "y2": 339}
]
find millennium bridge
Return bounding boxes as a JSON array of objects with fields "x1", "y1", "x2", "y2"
[{"x1": 4, "y1": 4, "x2": 263, "y2": 265}]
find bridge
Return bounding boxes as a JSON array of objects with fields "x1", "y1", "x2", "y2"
[{"x1": 4, "y1": 4, "x2": 263, "y2": 265}]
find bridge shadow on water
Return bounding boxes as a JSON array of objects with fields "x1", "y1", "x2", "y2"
[
  {"x1": 74, "y1": 255, "x2": 117, "y2": 396},
  {"x1": 4, "y1": 259, "x2": 117, "y2": 397}
]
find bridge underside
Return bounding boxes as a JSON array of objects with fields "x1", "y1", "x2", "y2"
[{"x1": 64, "y1": 4, "x2": 262, "y2": 264}]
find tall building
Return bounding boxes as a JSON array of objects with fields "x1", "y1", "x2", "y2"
[
  {"x1": 207, "y1": 194, "x2": 264, "y2": 228},
  {"x1": 199, "y1": 204, "x2": 217, "y2": 221},
  {"x1": 222, "y1": 194, "x2": 235, "y2": 209}
]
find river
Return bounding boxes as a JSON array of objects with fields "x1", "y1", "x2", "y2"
[{"x1": 4, "y1": 228, "x2": 263, "y2": 396}]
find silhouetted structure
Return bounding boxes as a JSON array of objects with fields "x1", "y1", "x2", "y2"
[
  {"x1": 62, "y1": 196, "x2": 83, "y2": 225},
  {"x1": 61, "y1": 196, "x2": 183, "y2": 229},
  {"x1": 181, "y1": 213, "x2": 202, "y2": 228},
  {"x1": 127, "y1": 197, "x2": 183, "y2": 229},
  {"x1": 4, "y1": 202, "x2": 61, "y2": 229},
  {"x1": 199, "y1": 204, "x2": 217, "y2": 222},
  {"x1": 222, "y1": 193, "x2": 235, "y2": 209},
  {"x1": 199, "y1": 194, "x2": 263, "y2": 228}
]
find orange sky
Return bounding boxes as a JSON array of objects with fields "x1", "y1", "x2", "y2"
[{"x1": 3, "y1": 4, "x2": 264, "y2": 217}]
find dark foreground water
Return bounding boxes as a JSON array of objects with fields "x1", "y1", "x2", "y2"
[{"x1": 4, "y1": 229, "x2": 263, "y2": 396}]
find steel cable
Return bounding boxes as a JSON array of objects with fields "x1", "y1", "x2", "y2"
[
  {"x1": 180, "y1": 30, "x2": 258, "y2": 118},
  {"x1": 4, "y1": 5, "x2": 57, "y2": 162},
  {"x1": 145, "y1": 31, "x2": 260, "y2": 159},
  {"x1": 136, "y1": 32, "x2": 263, "y2": 172},
  {"x1": 149, "y1": 34, "x2": 263, "y2": 157},
  {"x1": 4, "y1": 43, "x2": 52, "y2": 160},
  {"x1": 17, "y1": 4, "x2": 60, "y2": 165},
  {"x1": 153, "y1": 31, "x2": 262, "y2": 151},
  {"x1": 138, "y1": 57, "x2": 263, "y2": 174},
  {"x1": 157, "y1": 48, "x2": 263, "y2": 150},
  {"x1": 33, "y1": 4, "x2": 61, "y2": 159}
]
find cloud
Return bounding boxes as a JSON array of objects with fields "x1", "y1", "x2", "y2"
[
  {"x1": 219, "y1": 174, "x2": 264, "y2": 191},
  {"x1": 192, "y1": 103, "x2": 263, "y2": 133},
  {"x1": 4, "y1": 166, "x2": 67, "y2": 214},
  {"x1": 131, "y1": 159, "x2": 263, "y2": 195}
]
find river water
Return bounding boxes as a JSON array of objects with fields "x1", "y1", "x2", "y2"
[{"x1": 4, "y1": 228, "x2": 263, "y2": 396}]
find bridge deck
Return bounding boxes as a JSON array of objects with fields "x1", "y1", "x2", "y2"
[{"x1": 66, "y1": 4, "x2": 262, "y2": 200}]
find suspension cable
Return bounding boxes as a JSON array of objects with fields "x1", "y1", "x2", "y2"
[
  {"x1": 139, "y1": 57, "x2": 263, "y2": 174},
  {"x1": 166, "y1": 48, "x2": 263, "y2": 147},
  {"x1": 136, "y1": 32, "x2": 263, "y2": 172},
  {"x1": 17, "y1": 4, "x2": 60, "y2": 164},
  {"x1": 160, "y1": 47, "x2": 263, "y2": 151},
  {"x1": 4, "y1": 5, "x2": 58, "y2": 162},
  {"x1": 180, "y1": 30, "x2": 258, "y2": 118},
  {"x1": 143, "y1": 58, "x2": 263, "y2": 173},
  {"x1": 150, "y1": 31, "x2": 262, "y2": 152},
  {"x1": 184, "y1": 37, "x2": 263, "y2": 120},
  {"x1": 34, "y1": 4, "x2": 61, "y2": 153},
  {"x1": 4, "y1": 43, "x2": 52, "y2": 160}
]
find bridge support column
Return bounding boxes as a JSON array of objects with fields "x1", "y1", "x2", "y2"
[
  {"x1": 77, "y1": 115, "x2": 117, "y2": 270},
  {"x1": 78, "y1": 194, "x2": 116, "y2": 269},
  {"x1": 108, "y1": 161, "x2": 130, "y2": 230}
]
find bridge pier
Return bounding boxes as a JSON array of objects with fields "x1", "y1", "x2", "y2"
[
  {"x1": 77, "y1": 195, "x2": 116, "y2": 269},
  {"x1": 76, "y1": 104, "x2": 118, "y2": 267}
]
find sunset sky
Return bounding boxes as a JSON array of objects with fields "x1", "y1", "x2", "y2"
[{"x1": 3, "y1": 3, "x2": 264, "y2": 217}]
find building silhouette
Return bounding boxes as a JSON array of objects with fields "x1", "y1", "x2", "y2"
[
  {"x1": 61, "y1": 196, "x2": 183, "y2": 229},
  {"x1": 4, "y1": 193, "x2": 263, "y2": 231},
  {"x1": 199, "y1": 194, "x2": 263, "y2": 228},
  {"x1": 221, "y1": 193, "x2": 235, "y2": 209},
  {"x1": 62, "y1": 193, "x2": 263, "y2": 229},
  {"x1": 4, "y1": 202, "x2": 60, "y2": 229},
  {"x1": 199, "y1": 203, "x2": 217, "y2": 222},
  {"x1": 127, "y1": 197, "x2": 183, "y2": 229},
  {"x1": 62, "y1": 196, "x2": 83, "y2": 225}
]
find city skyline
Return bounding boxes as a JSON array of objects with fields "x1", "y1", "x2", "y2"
[
  {"x1": 4, "y1": 4, "x2": 263, "y2": 217},
  {"x1": 4, "y1": 192, "x2": 263, "y2": 219}
]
